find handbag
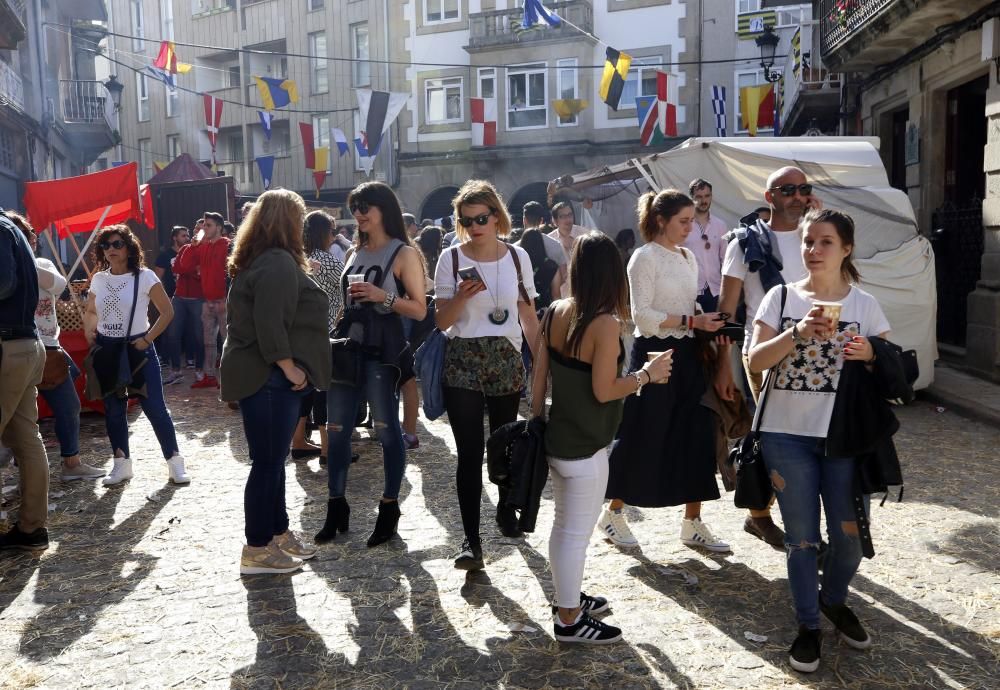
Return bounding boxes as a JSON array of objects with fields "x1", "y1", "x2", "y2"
[
  {"x1": 83, "y1": 271, "x2": 141, "y2": 399},
  {"x1": 727, "y1": 285, "x2": 786, "y2": 511},
  {"x1": 38, "y1": 348, "x2": 70, "y2": 390}
]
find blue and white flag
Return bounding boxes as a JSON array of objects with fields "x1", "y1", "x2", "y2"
[
  {"x1": 258, "y1": 111, "x2": 273, "y2": 140},
  {"x1": 332, "y1": 127, "x2": 349, "y2": 156},
  {"x1": 522, "y1": 0, "x2": 561, "y2": 29},
  {"x1": 355, "y1": 135, "x2": 374, "y2": 175},
  {"x1": 144, "y1": 65, "x2": 176, "y2": 93},
  {"x1": 711, "y1": 85, "x2": 726, "y2": 137},
  {"x1": 255, "y1": 155, "x2": 275, "y2": 190}
]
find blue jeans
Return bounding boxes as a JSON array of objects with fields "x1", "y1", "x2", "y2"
[
  {"x1": 326, "y1": 356, "x2": 405, "y2": 500},
  {"x1": 101, "y1": 337, "x2": 179, "y2": 460},
  {"x1": 761, "y1": 432, "x2": 867, "y2": 628},
  {"x1": 239, "y1": 367, "x2": 309, "y2": 546},
  {"x1": 38, "y1": 353, "x2": 81, "y2": 458},
  {"x1": 168, "y1": 296, "x2": 205, "y2": 370}
]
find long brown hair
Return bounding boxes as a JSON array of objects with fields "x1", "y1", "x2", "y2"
[
  {"x1": 565, "y1": 232, "x2": 629, "y2": 357},
  {"x1": 93, "y1": 224, "x2": 146, "y2": 274},
  {"x1": 637, "y1": 189, "x2": 693, "y2": 243},
  {"x1": 228, "y1": 189, "x2": 307, "y2": 277},
  {"x1": 800, "y1": 208, "x2": 861, "y2": 283}
]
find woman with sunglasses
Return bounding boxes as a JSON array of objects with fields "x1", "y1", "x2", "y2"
[
  {"x1": 600, "y1": 190, "x2": 727, "y2": 552},
  {"x1": 434, "y1": 180, "x2": 540, "y2": 570},
  {"x1": 83, "y1": 226, "x2": 190, "y2": 486},
  {"x1": 317, "y1": 182, "x2": 427, "y2": 548}
]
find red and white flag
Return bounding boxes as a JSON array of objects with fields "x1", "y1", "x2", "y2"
[
  {"x1": 656, "y1": 71, "x2": 677, "y2": 138},
  {"x1": 471, "y1": 97, "x2": 497, "y2": 147},
  {"x1": 203, "y1": 94, "x2": 223, "y2": 163}
]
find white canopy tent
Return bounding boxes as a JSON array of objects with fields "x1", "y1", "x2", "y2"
[{"x1": 549, "y1": 137, "x2": 937, "y2": 389}]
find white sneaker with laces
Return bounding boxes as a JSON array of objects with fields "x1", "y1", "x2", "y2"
[
  {"x1": 102, "y1": 457, "x2": 133, "y2": 486},
  {"x1": 167, "y1": 455, "x2": 191, "y2": 485},
  {"x1": 681, "y1": 517, "x2": 731, "y2": 553},
  {"x1": 597, "y1": 508, "x2": 639, "y2": 547}
]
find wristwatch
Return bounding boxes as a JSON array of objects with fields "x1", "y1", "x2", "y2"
[
  {"x1": 791, "y1": 323, "x2": 805, "y2": 342},
  {"x1": 382, "y1": 291, "x2": 397, "y2": 310}
]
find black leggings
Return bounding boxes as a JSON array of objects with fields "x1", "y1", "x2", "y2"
[
  {"x1": 443, "y1": 386, "x2": 521, "y2": 544},
  {"x1": 298, "y1": 389, "x2": 328, "y2": 426}
]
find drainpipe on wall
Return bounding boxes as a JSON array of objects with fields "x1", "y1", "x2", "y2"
[
  {"x1": 236, "y1": 0, "x2": 250, "y2": 192},
  {"x1": 383, "y1": 0, "x2": 394, "y2": 187}
]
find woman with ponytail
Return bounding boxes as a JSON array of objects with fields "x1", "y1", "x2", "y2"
[{"x1": 598, "y1": 190, "x2": 730, "y2": 552}]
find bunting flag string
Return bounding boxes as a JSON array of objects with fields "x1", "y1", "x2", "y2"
[
  {"x1": 656, "y1": 71, "x2": 678, "y2": 138},
  {"x1": 299, "y1": 122, "x2": 315, "y2": 170},
  {"x1": 600, "y1": 48, "x2": 631, "y2": 111},
  {"x1": 258, "y1": 111, "x2": 273, "y2": 140},
  {"x1": 255, "y1": 156, "x2": 275, "y2": 190},
  {"x1": 313, "y1": 147, "x2": 329, "y2": 198},
  {"x1": 711, "y1": 85, "x2": 727, "y2": 137},
  {"x1": 153, "y1": 41, "x2": 192, "y2": 75},
  {"x1": 144, "y1": 65, "x2": 176, "y2": 93},
  {"x1": 203, "y1": 94, "x2": 223, "y2": 165},
  {"x1": 332, "y1": 128, "x2": 350, "y2": 156},
  {"x1": 552, "y1": 99, "x2": 588, "y2": 122},
  {"x1": 470, "y1": 97, "x2": 497, "y2": 147},
  {"x1": 791, "y1": 28, "x2": 802, "y2": 80},
  {"x1": 636, "y1": 95, "x2": 666, "y2": 147},
  {"x1": 254, "y1": 76, "x2": 299, "y2": 111},
  {"x1": 739, "y1": 83, "x2": 774, "y2": 136},
  {"x1": 356, "y1": 89, "x2": 409, "y2": 175}
]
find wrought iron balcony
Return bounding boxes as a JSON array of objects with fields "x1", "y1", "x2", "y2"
[
  {"x1": 57, "y1": 80, "x2": 117, "y2": 165},
  {"x1": 0, "y1": 58, "x2": 25, "y2": 111},
  {"x1": 467, "y1": 0, "x2": 593, "y2": 53},
  {"x1": 0, "y1": 0, "x2": 27, "y2": 50},
  {"x1": 779, "y1": 22, "x2": 841, "y2": 134}
]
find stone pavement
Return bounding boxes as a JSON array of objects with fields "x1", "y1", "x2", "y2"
[{"x1": 1, "y1": 377, "x2": 998, "y2": 689}]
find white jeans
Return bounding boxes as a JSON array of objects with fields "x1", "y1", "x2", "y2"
[{"x1": 548, "y1": 446, "x2": 611, "y2": 609}]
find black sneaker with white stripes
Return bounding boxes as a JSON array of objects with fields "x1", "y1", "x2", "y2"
[
  {"x1": 553, "y1": 611, "x2": 622, "y2": 644},
  {"x1": 551, "y1": 592, "x2": 610, "y2": 615},
  {"x1": 453, "y1": 539, "x2": 484, "y2": 571}
]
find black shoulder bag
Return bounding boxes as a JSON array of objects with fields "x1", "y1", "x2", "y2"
[{"x1": 727, "y1": 285, "x2": 786, "y2": 511}]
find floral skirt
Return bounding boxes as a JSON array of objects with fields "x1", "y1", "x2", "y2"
[{"x1": 443, "y1": 336, "x2": 525, "y2": 397}]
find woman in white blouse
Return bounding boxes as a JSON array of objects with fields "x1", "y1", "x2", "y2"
[{"x1": 600, "y1": 189, "x2": 728, "y2": 552}]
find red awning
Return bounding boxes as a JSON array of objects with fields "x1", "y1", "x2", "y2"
[{"x1": 23, "y1": 163, "x2": 142, "y2": 237}]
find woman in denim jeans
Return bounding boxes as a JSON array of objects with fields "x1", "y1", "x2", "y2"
[
  {"x1": 7, "y1": 213, "x2": 104, "y2": 481},
  {"x1": 748, "y1": 209, "x2": 890, "y2": 674},
  {"x1": 83, "y1": 225, "x2": 190, "y2": 487}
]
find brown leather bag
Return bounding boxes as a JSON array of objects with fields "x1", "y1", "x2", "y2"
[{"x1": 38, "y1": 349, "x2": 70, "y2": 390}]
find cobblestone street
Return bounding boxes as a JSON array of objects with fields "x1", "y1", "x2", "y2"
[{"x1": 1, "y1": 382, "x2": 997, "y2": 689}]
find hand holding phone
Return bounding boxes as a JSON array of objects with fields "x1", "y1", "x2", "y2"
[{"x1": 457, "y1": 266, "x2": 482, "y2": 283}]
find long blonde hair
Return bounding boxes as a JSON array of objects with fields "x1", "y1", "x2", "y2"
[
  {"x1": 228, "y1": 189, "x2": 308, "y2": 277},
  {"x1": 451, "y1": 179, "x2": 512, "y2": 241}
]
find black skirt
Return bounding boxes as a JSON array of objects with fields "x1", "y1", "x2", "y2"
[{"x1": 606, "y1": 335, "x2": 720, "y2": 507}]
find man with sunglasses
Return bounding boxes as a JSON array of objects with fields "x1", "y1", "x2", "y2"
[
  {"x1": 715, "y1": 166, "x2": 821, "y2": 549},
  {"x1": 685, "y1": 179, "x2": 729, "y2": 313}
]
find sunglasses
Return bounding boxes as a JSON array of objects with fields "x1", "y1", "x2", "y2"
[
  {"x1": 349, "y1": 200, "x2": 373, "y2": 214},
  {"x1": 701, "y1": 233, "x2": 711, "y2": 251},
  {"x1": 99, "y1": 239, "x2": 126, "y2": 250},
  {"x1": 769, "y1": 183, "x2": 814, "y2": 197},
  {"x1": 457, "y1": 211, "x2": 495, "y2": 228}
]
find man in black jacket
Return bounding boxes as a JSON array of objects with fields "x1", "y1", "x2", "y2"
[{"x1": 0, "y1": 208, "x2": 49, "y2": 551}]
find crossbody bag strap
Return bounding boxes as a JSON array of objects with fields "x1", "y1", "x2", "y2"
[
  {"x1": 450, "y1": 246, "x2": 459, "y2": 285},
  {"x1": 751, "y1": 284, "x2": 787, "y2": 435},
  {"x1": 507, "y1": 247, "x2": 531, "y2": 303},
  {"x1": 125, "y1": 270, "x2": 141, "y2": 340}
]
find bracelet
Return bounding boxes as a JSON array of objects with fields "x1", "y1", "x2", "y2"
[
  {"x1": 791, "y1": 323, "x2": 803, "y2": 342},
  {"x1": 680, "y1": 315, "x2": 687, "y2": 329},
  {"x1": 632, "y1": 370, "x2": 645, "y2": 396},
  {"x1": 382, "y1": 291, "x2": 397, "y2": 310}
]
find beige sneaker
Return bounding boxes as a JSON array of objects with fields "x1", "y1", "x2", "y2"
[
  {"x1": 274, "y1": 530, "x2": 318, "y2": 560},
  {"x1": 240, "y1": 542, "x2": 303, "y2": 575}
]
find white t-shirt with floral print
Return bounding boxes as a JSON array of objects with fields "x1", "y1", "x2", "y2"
[{"x1": 754, "y1": 284, "x2": 891, "y2": 438}]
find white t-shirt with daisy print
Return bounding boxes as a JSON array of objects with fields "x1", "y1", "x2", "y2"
[{"x1": 754, "y1": 284, "x2": 891, "y2": 438}]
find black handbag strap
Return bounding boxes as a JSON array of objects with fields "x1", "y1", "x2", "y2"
[
  {"x1": 751, "y1": 285, "x2": 787, "y2": 435},
  {"x1": 125, "y1": 270, "x2": 140, "y2": 341}
]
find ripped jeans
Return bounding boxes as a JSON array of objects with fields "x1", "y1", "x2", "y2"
[{"x1": 761, "y1": 432, "x2": 868, "y2": 629}]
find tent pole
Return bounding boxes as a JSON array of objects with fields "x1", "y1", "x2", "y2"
[
  {"x1": 628, "y1": 158, "x2": 659, "y2": 192},
  {"x1": 65, "y1": 231, "x2": 94, "y2": 280},
  {"x1": 41, "y1": 224, "x2": 69, "y2": 281},
  {"x1": 64, "y1": 204, "x2": 112, "y2": 284}
]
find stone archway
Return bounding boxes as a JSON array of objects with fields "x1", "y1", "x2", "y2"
[
  {"x1": 419, "y1": 186, "x2": 461, "y2": 224},
  {"x1": 506, "y1": 182, "x2": 550, "y2": 227}
]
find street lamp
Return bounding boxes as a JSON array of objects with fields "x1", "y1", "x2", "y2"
[
  {"x1": 104, "y1": 75, "x2": 124, "y2": 112},
  {"x1": 755, "y1": 25, "x2": 781, "y2": 83}
]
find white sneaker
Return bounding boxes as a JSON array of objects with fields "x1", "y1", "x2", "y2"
[
  {"x1": 597, "y1": 508, "x2": 639, "y2": 547},
  {"x1": 681, "y1": 517, "x2": 731, "y2": 553},
  {"x1": 167, "y1": 455, "x2": 191, "y2": 485},
  {"x1": 102, "y1": 457, "x2": 133, "y2": 486},
  {"x1": 62, "y1": 462, "x2": 107, "y2": 481}
]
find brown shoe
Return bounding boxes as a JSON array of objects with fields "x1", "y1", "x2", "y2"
[{"x1": 744, "y1": 516, "x2": 785, "y2": 549}]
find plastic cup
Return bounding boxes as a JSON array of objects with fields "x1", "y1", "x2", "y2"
[
  {"x1": 814, "y1": 301, "x2": 842, "y2": 325},
  {"x1": 347, "y1": 274, "x2": 365, "y2": 285}
]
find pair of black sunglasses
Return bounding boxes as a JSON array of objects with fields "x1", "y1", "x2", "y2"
[
  {"x1": 769, "y1": 183, "x2": 814, "y2": 197},
  {"x1": 349, "y1": 199, "x2": 374, "y2": 214},
  {"x1": 457, "y1": 210, "x2": 496, "y2": 228},
  {"x1": 701, "y1": 233, "x2": 711, "y2": 251},
  {"x1": 99, "y1": 239, "x2": 126, "y2": 250}
]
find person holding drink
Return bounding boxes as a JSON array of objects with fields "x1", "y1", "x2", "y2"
[
  {"x1": 748, "y1": 208, "x2": 890, "y2": 673},
  {"x1": 599, "y1": 190, "x2": 729, "y2": 552}
]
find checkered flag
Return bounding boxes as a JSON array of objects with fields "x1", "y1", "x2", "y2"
[{"x1": 711, "y1": 85, "x2": 726, "y2": 137}]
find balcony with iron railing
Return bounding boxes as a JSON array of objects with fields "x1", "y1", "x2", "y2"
[
  {"x1": 779, "y1": 21, "x2": 841, "y2": 134},
  {"x1": 57, "y1": 80, "x2": 117, "y2": 165},
  {"x1": 0, "y1": 58, "x2": 25, "y2": 111},
  {"x1": 0, "y1": 0, "x2": 27, "y2": 49},
  {"x1": 467, "y1": 0, "x2": 593, "y2": 53}
]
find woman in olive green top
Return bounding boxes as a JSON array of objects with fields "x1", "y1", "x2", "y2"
[
  {"x1": 530, "y1": 232, "x2": 672, "y2": 644},
  {"x1": 220, "y1": 189, "x2": 332, "y2": 575}
]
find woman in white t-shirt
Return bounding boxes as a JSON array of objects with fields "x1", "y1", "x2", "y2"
[
  {"x1": 83, "y1": 225, "x2": 189, "y2": 487},
  {"x1": 748, "y1": 209, "x2": 891, "y2": 674},
  {"x1": 433, "y1": 179, "x2": 539, "y2": 571}
]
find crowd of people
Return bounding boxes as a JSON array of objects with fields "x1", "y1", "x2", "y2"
[{"x1": 0, "y1": 162, "x2": 906, "y2": 674}]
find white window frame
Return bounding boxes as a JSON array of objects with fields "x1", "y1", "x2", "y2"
[
  {"x1": 165, "y1": 87, "x2": 178, "y2": 117},
  {"x1": 425, "y1": 0, "x2": 460, "y2": 24},
  {"x1": 478, "y1": 67, "x2": 495, "y2": 99},
  {"x1": 618, "y1": 57, "x2": 662, "y2": 111},
  {"x1": 161, "y1": 1, "x2": 174, "y2": 41},
  {"x1": 226, "y1": 131, "x2": 244, "y2": 164},
  {"x1": 309, "y1": 32, "x2": 328, "y2": 94},
  {"x1": 166, "y1": 134, "x2": 181, "y2": 159},
  {"x1": 311, "y1": 114, "x2": 332, "y2": 172},
  {"x1": 506, "y1": 62, "x2": 548, "y2": 131},
  {"x1": 735, "y1": 2, "x2": 805, "y2": 31},
  {"x1": 734, "y1": 68, "x2": 780, "y2": 134},
  {"x1": 424, "y1": 77, "x2": 464, "y2": 125},
  {"x1": 131, "y1": 0, "x2": 144, "y2": 51},
  {"x1": 307, "y1": 0, "x2": 324, "y2": 10},
  {"x1": 136, "y1": 72, "x2": 149, "y2": 122},
  {"x1": 352, "y1": 23, "x2": 370, "y2": 88},
  {"x1": 138, "y1": 138, "x2": 152, "y2": 182},
  {"x1": 556, "y1": 58, "x2": 579, "y2": 127}
]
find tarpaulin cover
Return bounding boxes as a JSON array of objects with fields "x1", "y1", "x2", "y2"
[
  {"x1": 23, "y1": 163, "x2": 141, "y2": 237},
  {"x1": 147, "y1": 153, "x2": 215, "y2": 184}
]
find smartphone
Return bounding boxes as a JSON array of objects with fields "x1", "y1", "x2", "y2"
[
  {"x1": 457, "y1": 266, "x2": 482, "y2": 282},
  {"x1": 195, "y1": 228, "x2": 205, "y2": 242}
]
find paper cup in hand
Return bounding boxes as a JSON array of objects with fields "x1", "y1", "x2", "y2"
[
  {"x1": 646, "y1": 349, "x2": 673, "y2": 383},
  {"x1": 814, "y1": 301, "x2": 842, "y2": 336}
]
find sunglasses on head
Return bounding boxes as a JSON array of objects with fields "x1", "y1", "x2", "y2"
[
  {"x1": 349, "y1": 199, "x2": 373, "y2": 214},
  {"x1": 769, "y1": 183, "x2": 814, "y2": 197},
  {"x1": 99, "y1": 239, "x2": 126, "y2": 250},
  {"x1": 457, "y1": 210, "x2": 495, "y2": 228}
]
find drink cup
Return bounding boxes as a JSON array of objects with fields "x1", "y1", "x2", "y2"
[
  {"x1": 347, "y1": 274, "x2": 365, "y2": 285},
  {"x1": 646, "y1": 350, "x2": 673, "y2": 383},
  {"x1": 814, "y1": 301, "x2": 842, "y2": 337}
]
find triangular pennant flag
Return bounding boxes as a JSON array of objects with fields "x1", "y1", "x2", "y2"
[
  {"x1": 740, "y1": 83, "x2": 774, "y2": 136},
  {"x1": 254, "y1": 76, "x2": 299, "y2": 111},
  {"x1": 600, "y1": 47, "x2": 631, "y2": 111},
  {"x1": 203, "y1": 95, "x2": 223, "y2": 163},
  {"x1": 144, "y1": 66, "x2": 176, "y2": 93},
  {"x1": 355, "y1": 136, "x2": 374, "y2": 176},
  {"x1": 331, "y1": 128, "x2": 349, "y2": 156},
  {"x1": 313, "y1": 147, "x2": 329, "y2": 199},
  {"x1": 356, "y1": 89, "x2": 409, "y2": 162},
  {"x1": 255, "y1": 155, "x2": 275, "y2": 190},
  {"x1": 470, "y1": 97, "x2": 497, "y2": 147},
  {"x1": 552, "y1": 99, "x2": 588, "y2": 120},
  {"x1": 656, "y1": 71, "x2": 678, "y2": 138},
  {"x1": 522, "y1": 0, "x2": 561, "y2": 29},
  {"x1": 635, "y1": 96, "x2": 666, "y2": 147},
  {"x1": 153, "y1": 41, "x2": 192, "y2": 75},
  {"x1": 153, "y1": 161, "x2": 168, "y2": 173},
  {"x1": 299, "y1": 122, "x2": 315, "y2": 170},
  {"x1": 258, "y1": 111, "x2": 273, "y2": 140}
]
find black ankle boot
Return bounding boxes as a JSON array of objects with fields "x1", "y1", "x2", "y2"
[
  {"x1": 496, "y1": 506, "x2": 523, "y2": 538},
  {"x1": 366, "y1": 500, "x2": 401, "y2": 547},
  {"x1": 315, "y1": 497, "x2": 350, "y2": 543}
]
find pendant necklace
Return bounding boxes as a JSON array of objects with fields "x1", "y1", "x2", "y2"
[{"x1": 471, "y1": 242, "x2": 509, "y2": 325}]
